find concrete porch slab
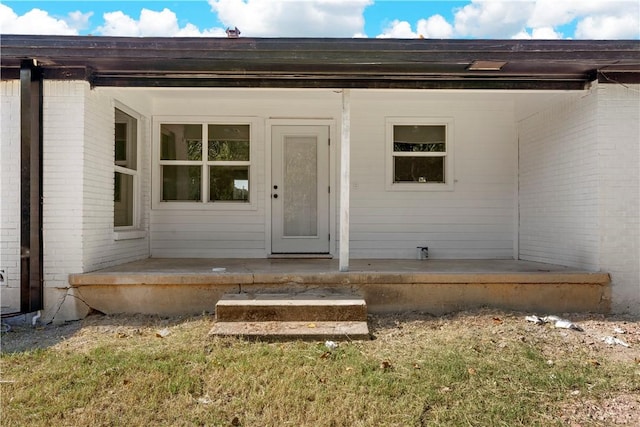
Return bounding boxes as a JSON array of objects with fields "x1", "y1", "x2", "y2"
[{"x1": 69, "y1": 259, "x2": 611, "y2": 317}]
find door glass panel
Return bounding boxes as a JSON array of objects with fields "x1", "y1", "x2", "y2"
[{"x1": 283, "y1": 136, "x2": 317, "y2": 237}]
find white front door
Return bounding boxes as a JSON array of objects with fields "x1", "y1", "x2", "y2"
[{"x1": 271, "y1": 125, "x2": 330, "y2": 253}]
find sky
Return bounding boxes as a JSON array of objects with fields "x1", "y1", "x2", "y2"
[{"x1": 1, "y1": 0, "x2": 639, "y2": 39}]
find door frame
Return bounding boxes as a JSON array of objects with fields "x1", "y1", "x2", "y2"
[{"x1": 265, "y1": 118, "x2": 336, "y2": 256}]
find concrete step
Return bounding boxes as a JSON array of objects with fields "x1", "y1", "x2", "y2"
[
  {"x1": 209, "y1": 320, "x2": 370, "y2": 340},
  {"x1": 215, "y1": 292, "x2": 367, "y2": 322}
]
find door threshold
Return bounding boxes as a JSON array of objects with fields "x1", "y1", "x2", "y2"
[{"x1": 269, "y1": 254, "x2": 333, "y2": 259}]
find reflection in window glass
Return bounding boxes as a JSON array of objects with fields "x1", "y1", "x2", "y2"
[
  {"x1": 161, "y1": 124, "x2": 202, "y2": 160},
  {"x1": 159, "y1": 122, "x2": 252, "y2": 204},
  {"x1": 210, "y1": 166, "x2": 249, "y2": 202},
  {"x1": 162, "y1": 165, "x2": 201, "y2": 201},
  {"x1": 114, "y1": 172, "x2": 134, "y2": 226},
  {"x1": 208, "y1": 125, "x2": 250, "y2": 161},
  {"x1": 394, "y1": 125, "x2": 445, "y2": 144},
  {"x1": 114, "y1": 108, "x2": 138, "y2": 228},
  {"x1": 394, "y1": 157, "x2": 445, "y2": 183},
  {"x1": 391, "y1": 124, "x2": 447, "y2": 184},
  {"x1": 115, "y1": 109, "x2": 137, "y2": 170}
]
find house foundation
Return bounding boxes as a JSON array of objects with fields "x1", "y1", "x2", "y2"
[{"x1": 67, "y1": 259, "x2": 610, "y2": 322}]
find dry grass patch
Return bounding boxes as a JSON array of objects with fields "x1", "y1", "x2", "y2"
[{"x1": 1, "y1": 310, "x2": 639, "y2": 426}]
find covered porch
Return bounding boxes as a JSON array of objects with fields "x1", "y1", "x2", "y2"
[
  {"x1": 69, "y1": 258, "x2": 610, "y2": 317},
  {"x1": 2, "y1": 36, "x2": 636, "y2": 322}
]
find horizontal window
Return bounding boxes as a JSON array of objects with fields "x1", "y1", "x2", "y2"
[
  {"x1": 158, "y1": 122, "x2": 252, "y2": 204},
  {"x1": 386, "y1": 118, "x2": 453, "y2": 191}
]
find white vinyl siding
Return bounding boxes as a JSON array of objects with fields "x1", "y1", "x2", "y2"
[
  {"x1": 350, "y1": 91, "x2": 516, "y2": 259},
  {"x1": 144, "y1": 89, "x2": 517, "y2": 259},
  {"x1": 149, "y1": 91, "x2": 339, "y2": 258}
]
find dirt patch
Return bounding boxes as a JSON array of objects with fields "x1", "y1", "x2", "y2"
[
  {"x1": 561, "y1": 394, "x2": 640, "y2": 426},
  {"x1": 0, "y1": 312, "x2": 190, "y2": 353}
]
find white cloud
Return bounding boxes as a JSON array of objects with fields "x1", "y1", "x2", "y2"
[
  {"x1": 528, "y1": 0, "x2": 629, "y2": 28},
  {"x1": 377, "y1": 14, "x2": 453, "y2": 39},
  {"x1": 512, "y1": 26, "x2": 562, "y2": 40},
  {"x1": 209, "y1": 0, "x2": 372, "y2": 37},
  {"x1": 96, "y1": 8, "x2": 226, "y2": 37},
  {"x1": 377, "y1": 20, "x2": 416, "y2": 38},
  {"x1": 0, "y1": 4, "x2": 80, "y2": 35},
  {"x1": 417, "y1": 15, "x2": 454, "y2": 39},
  {"x1": 378, "y1": 0, "x2": 639, "y2": 40},
  {"x1": 98, "y1": 11, "x2": 140, "y2": 36},
  {"x1": 67, "y1": 10, "x2": 94, "y2": 32},
  {"x1": 137, "y1": 8, "x2": 180, "y2": 36},
  {"x1": 176, "y1": 23, "x2": 227, "y2": 37},
  {"x1": 576, "y1": 14, "x2": 640, "y2": 39},
  {"x1": 453, "y1": 0, "x2": 535, "y2": 38}
]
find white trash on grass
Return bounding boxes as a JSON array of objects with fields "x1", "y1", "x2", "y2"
[
  {"x1": 325, "y1": 340, "x2": 338, "y2": 351},
  {"x1": 525, "y1": 315, "x2": 583, "y2": 331},
  {"x1": 156, "y1": 328, "x2": 171, "y2": 338},
  {"x1": 602, "y1": 336, "x2": 631, "y2": 348},
  {"x1": 525, "y1": 315, "x2": 544, "y2": 325}
]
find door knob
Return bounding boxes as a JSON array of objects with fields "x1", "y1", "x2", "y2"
[
  {"x1": 273, "y1": 194, "x2": 278, "y2": 199},
  {"x1": 273, "y1": 185, "x2": 278, "y2": 190}
]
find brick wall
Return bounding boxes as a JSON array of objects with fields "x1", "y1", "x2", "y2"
[
  {"x1": 1, "y1": 81, "x2": 151, "y2": 322},
  {"x1": 596, "y1": 83, "x2": 640, "y2": 313},
  {"x1": 82, "y1": 89, "x2": 150, "y2": 271},
  {"x1": 519, "y1": 83, "x2": 640, "y2": 314},
  {"x1": 40, "y1": 81, "x2": 87, "y2": 321},
  {"x1": 0, "y1": 81, "x2": 21, "y2": 312},
  {"x1": 518, "y1": 91, "x2": 600, "y2": 269}
]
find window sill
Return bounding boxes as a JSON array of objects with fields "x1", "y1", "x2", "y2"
[{"x1": 114, "y1": 230, "x2": 147, "y2": 241}]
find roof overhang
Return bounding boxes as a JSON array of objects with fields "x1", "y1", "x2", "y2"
[{"x1": 1, "y1": 35, "x2": 639, "y2": 90}]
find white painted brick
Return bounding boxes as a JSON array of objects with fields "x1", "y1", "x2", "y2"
[
  {"x1": 519, "y1": 83, "x2": 640, "y2": 314},
  {"x1": 2, "y1": 80, "x2": 151, "y2": 319},
  {"x1": 596, "y1": 83, "x2": 640, "y2": 314},
  {"x1": 518, "y1": 90, "x2": 600, "y2": 270},
  {"x1": 0, "y1": 81, "x2": 21, "y2": 291}
]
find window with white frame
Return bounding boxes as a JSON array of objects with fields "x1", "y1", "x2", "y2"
[
  {"x1": 114, "y1": 108, "x2": 138, "y2": 227},
  {"x1": 386, "y1": 118, "x2": 453, "y2": 190},
  {"x1": 159, "y1": 122, "x2": 251, "y2": 203}
]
